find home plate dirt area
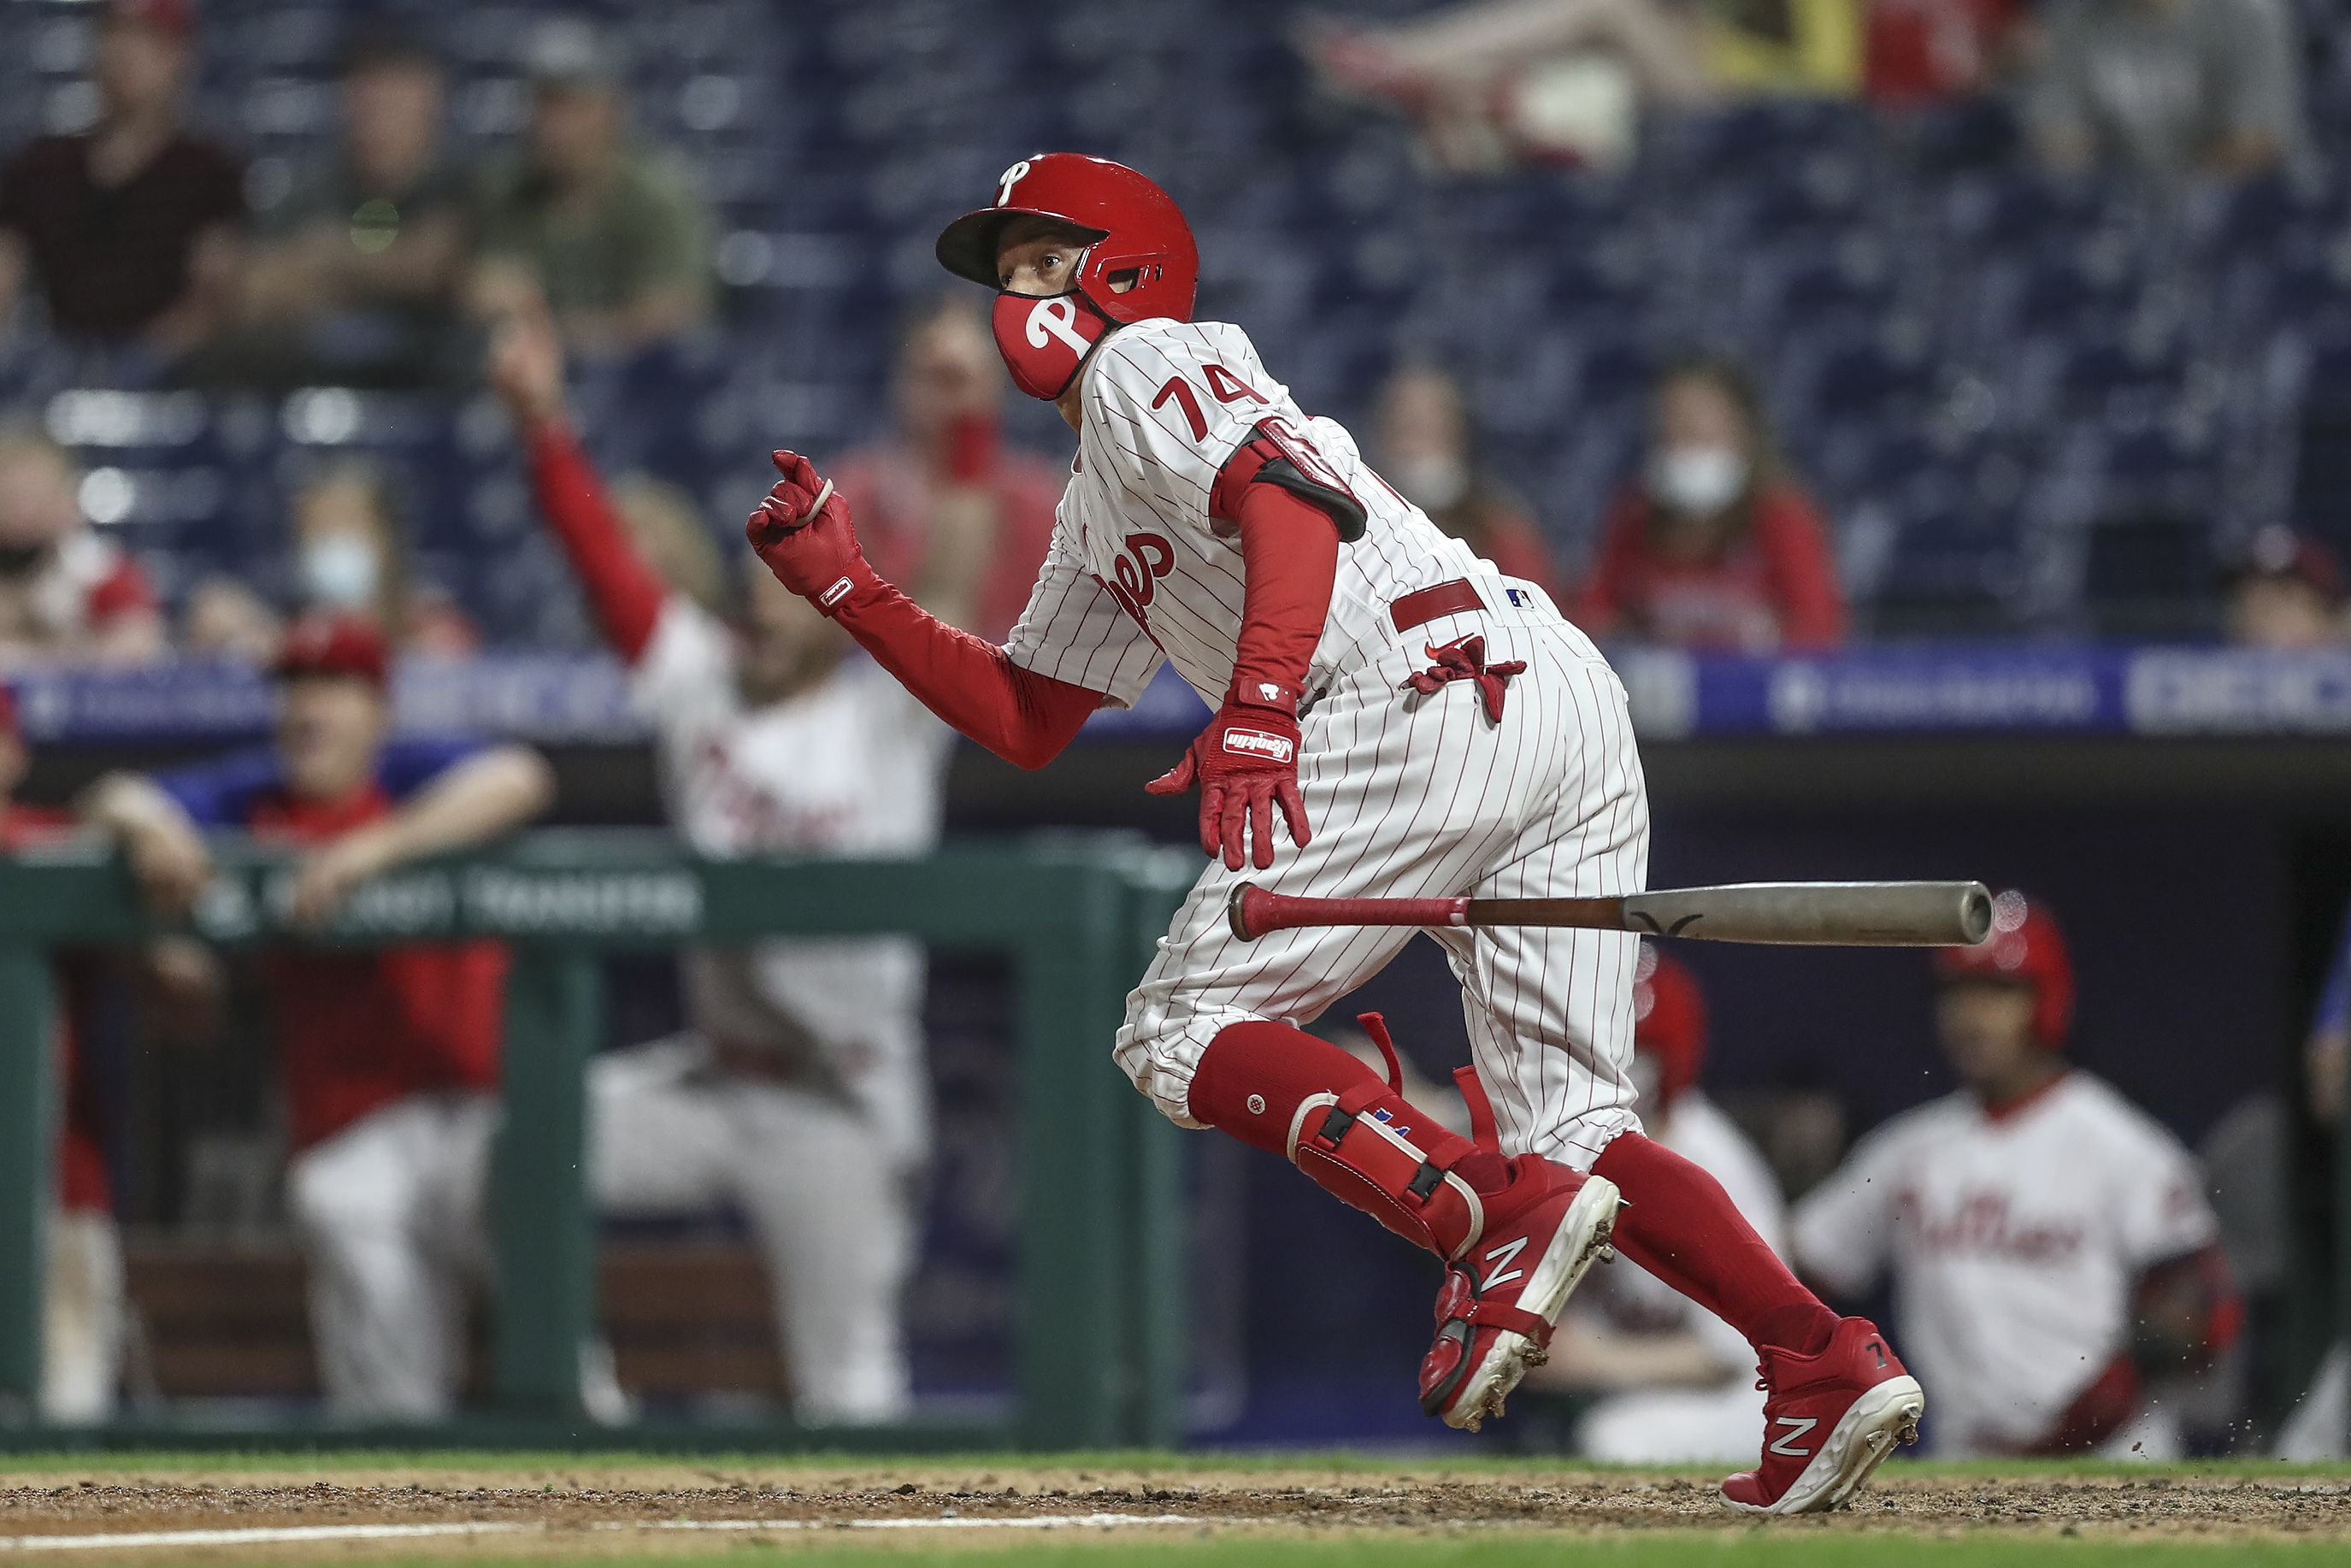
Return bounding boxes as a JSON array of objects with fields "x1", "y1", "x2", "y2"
[{"x1": 0, "y1": 1455, "x2": 2346, "y2": 1564}]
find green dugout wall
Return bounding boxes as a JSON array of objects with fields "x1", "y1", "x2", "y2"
[{"x1": 0, "y1": 832, "x2": 1194, "y2": 1450}]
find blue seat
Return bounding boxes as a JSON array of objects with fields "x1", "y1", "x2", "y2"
[
  {"x1": 1867, "y1": 505, "x2": 2028, "y2": 638},
  {"x1": 1794, "y1": 328, "x2": 1941, "y2": 427}
]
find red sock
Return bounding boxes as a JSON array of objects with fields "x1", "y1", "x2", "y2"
[
  {"x1": 1186, "y1": 1019, "x2": 1510, "y2": 1194},
  {"x1": 1594, "y1": 1131, "x2": 1835, "y2": 1356}
]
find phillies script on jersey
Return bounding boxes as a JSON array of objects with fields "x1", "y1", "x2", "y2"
[
  {"x1": 1794, "y1": 1071, "x2": 2218, "y2": 1454},
  {"x1": 630, "y1": 599, "x2": 948, "y2": 1165}
]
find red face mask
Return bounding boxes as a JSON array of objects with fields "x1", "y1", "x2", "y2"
[{"x1": 991, "y1": 289, "x2": 1111, "y2": 400}]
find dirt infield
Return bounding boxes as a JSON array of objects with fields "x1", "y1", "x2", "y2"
[{"x1": 2, "y1": 1456, "x2": 2348, "y2": 1557}]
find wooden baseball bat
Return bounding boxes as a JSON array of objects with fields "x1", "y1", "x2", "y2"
[{"x1": 1227, "y1": 880, "x2": 1994, "y2": 947}]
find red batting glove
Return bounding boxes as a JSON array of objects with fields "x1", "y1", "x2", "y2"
[
  {"x1": 745, "y1": 450, "x2": 874, "y2": 613},
  {"x1": 1146, "y1": 695, "x2": 1311, "y2": 870}
]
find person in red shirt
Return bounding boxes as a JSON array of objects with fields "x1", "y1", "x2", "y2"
[
  {"x1": 0, "y1": 687, "x2": 124, "y2": 1422},
  {"x1": 1370, "y1": 363, "x2": 1564, "y2": 601},
  {"x1": 0, "y1": 428, "x2": 165, "y2": 667},
  {"x1": 828, "y1": 297, "x2": 1064, "y2": 640},
  {"x1": 1575, "y1": 357, "x2": 1847, "y2": 650},
  {"x1": 79, "y1": 614, "x2": 554, "y2": 1418}
]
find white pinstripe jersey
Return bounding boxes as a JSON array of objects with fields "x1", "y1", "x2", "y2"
[{"x1": 1003, "y1": 318, "x2": 1492, "y2": 706}]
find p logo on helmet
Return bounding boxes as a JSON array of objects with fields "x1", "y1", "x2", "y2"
[{"x1": 937, "y1": 152, "x2": 1202, "y2": 401}]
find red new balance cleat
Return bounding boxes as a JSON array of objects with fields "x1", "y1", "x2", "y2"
[
  {"x1": 1418, "y1": 1158, "x2": 1619, "y2": 1431},
  {"x1": 1720, "y1": 1317, "x2": 1924, "y2": 1515}
]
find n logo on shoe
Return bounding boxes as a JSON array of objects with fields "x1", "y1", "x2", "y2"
[
  {"x1": 1867, "y1": 1338, "x2": 1888, "y2": 1369},
  {"x1": 1481, "y1": 1235, "x2": 1528, "y2": 1289},
  {"x1": 1767, "y1": 1416, "x2": 1819, "y2": 1457}
]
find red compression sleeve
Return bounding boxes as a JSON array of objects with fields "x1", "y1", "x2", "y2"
[
  {"x1": 527, "y1": 423, "x2": 669, "y2": 662},
  {"x1": 830, "y1": 577, "x2": 1102, "y2": 769},
  {"x1": 1594, "y1": 1130, "x2": 1838, "y2": 1357},
  {"x1": 1229, "y1": 483, "x2": 1339, "y2": 712}
]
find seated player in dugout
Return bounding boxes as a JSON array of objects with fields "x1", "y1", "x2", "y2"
[
  {"x1": 1525, "y1": 946, "x2": 1794, "y2": 1465},
  {"x1": 78, "y1": 615, "x2": 557, "y2": 1419},
  {"x1": 1794, "y1": 893, "x2": 2241, "y2": 1458},
  {"x1": 488, "y1": 305, "x2": 953, "y2": 1425},
  {"x1": 741, "y1": 152, "x2": 1922, "y2": 1513}
]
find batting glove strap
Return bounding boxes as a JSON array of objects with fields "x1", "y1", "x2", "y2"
[{"x1": 1223, "y1": 678, "x2": 1303, "y2": 719}]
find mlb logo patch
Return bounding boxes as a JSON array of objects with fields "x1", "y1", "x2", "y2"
[{"x1": 1505, "y1": 587, "x2": 1531, "y2": 608}]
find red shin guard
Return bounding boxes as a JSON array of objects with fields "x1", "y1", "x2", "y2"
[
  {"x1": 1187, "y1": 1017, "x2": 1509, "y2": 1260},
  {"x1": 1593, "y1": 1131, "x2": 1835, "y2": 1357}
]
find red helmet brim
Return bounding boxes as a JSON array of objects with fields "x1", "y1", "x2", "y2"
[{"x1": 935, "y1": 207, "x2": 1109, "y2": 291}]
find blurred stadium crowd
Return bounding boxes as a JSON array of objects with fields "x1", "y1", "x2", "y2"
[
  {"x1": 0, "y1": 0, "x2": 2348, "y2": 1468},
  {"x1": 0, "y1": 0, "x2": 2347, "y2": 661}
]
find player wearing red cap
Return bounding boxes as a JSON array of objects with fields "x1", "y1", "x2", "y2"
[
  {"x1": 80, "y1": 614, "x2": 557, "y2": 1418},
  {"x1": 1795, "y1": 892, "x2": 2241, "y2": 1455},
  {"x1": 1528, "y1": 946, "x2": 1794, "y2": 1463},
  {"x1": 745, "y1": 153, "x2": 1918, "y2": 1512}
]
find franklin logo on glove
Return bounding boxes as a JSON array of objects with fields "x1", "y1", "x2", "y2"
[{"x1": 1222, "y1": 728, "x2": 1295, "y2": 763}]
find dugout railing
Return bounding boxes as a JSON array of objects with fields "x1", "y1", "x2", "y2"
[{"x1": 0, "y1": 831, "x2": 1195, "y2": 1451}]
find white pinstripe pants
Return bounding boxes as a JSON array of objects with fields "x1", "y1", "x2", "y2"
[{"x1": 1116, "y1": 604, "x2": 1652, "y2": 1169}]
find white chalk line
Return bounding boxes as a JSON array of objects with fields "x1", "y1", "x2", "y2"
[{"x1": 0, "y1": 1512, "x2": 1200, "y2": 1553}]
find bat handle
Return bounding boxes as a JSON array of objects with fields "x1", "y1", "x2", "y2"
[{"x1": 1229, "y1": 882, "x2": 1470, "y2": 942}]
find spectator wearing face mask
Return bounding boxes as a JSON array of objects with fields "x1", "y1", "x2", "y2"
[
  {"x1": 1574, "y1": 357, "x2": 1846, "y2": 650},
  {"x1": 184, "y1": 461, "x2": 476, "y2": 663},
  {"x1": 0, "y1": 427, "x2": 165, "y2": 667},
  {"x1": 827, "y1": 297, "x2": 1062, "y2": 640},
  {"x1": 1371, "y1": 364, "x2": 1562, "y2": 601}
]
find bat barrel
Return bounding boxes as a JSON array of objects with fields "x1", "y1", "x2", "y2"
[{"x1": 1618, "y1": 881, "x2": 1993, "y2": 946}]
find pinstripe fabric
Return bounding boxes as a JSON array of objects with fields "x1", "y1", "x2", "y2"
[
  {"x1": 1002, "y1": 319, "x2": 1492, "y2": 706},
  {"x1": 1001, "y1": 316, "x2": 1652, "y2": 1167},
  {"x1": 1116, "y1": 606, "x2": 1653, "y2": 1169}
]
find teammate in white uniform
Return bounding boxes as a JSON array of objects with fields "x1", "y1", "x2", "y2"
[
  {"x1": 1795, "y1": 892, "x2": 2240, "y2": 1457},
  {"x1": 744, "y1": 153, "x2": 1921, "y2": 1512},
  {"x1": 1533, "y1": 946, "x2": 1793, "y2": 1464},
  {"x1": 492, "y1": 315, "x2": 954, "y2": 1424}
]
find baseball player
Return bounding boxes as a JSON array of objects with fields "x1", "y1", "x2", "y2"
[
  {"x1": 80, "y1": 614, "x2": 556, "y2": 1418},
  {"x1": 1535, "y1": 946, "x2": 1792, "y2": 1464},
  {"x1": 741, "y1": 153, "x2": 1919, "y2": 1512},
  {"x1": 490, "y1": 308, "x2": 952, "y2": 1424},
  {"x1": 1794, "y1": 892, "x2": 2240, "y2": 1456}
]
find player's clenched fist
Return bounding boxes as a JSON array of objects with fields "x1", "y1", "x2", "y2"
[
  {"x1": 1148, "y1": 699, "x2": 1312, "y2": 871},
  {"x1": 746, "y1": 450, "x2": 872, "y2": 613}
]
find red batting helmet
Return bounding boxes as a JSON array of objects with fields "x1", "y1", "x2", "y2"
[
  {"x1": 935, "y1": 153, "x2": 1199, "y2": 325},
  {"x1": 1632, "y1": 943, "x2": 1708, "y2": 1108},
  {"x1": 1933, "y1": 889, "x2": 2073, "y2": 1049}
]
